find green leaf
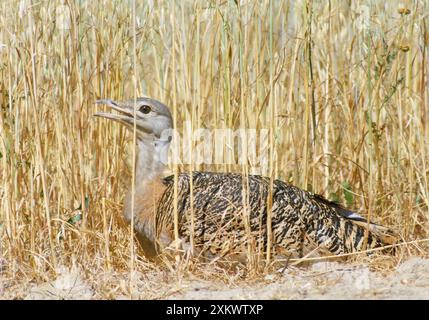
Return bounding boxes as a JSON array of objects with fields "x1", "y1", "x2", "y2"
[
  {"x1": 67, "y1": 213, "x2": 82, "y2": 225},
  {"x1": 342, "y1": 181, "x2": 354, "y2": 206},
  {"x1": 415, "y1": 195, "x2": 421, "y2": 205},
  {"x1": 85, "y1": 196, "x2": 90, "y2": 209}
]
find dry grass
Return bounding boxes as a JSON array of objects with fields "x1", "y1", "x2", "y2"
[{"x1": 0, "y1": 0, "x2": 428, "y2": 299}]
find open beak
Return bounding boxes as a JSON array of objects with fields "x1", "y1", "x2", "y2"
[
  {"x1": 94, "y1": 99, "x2": 136, "y2": 128},
  {"x1": 95, "y1": 99, "x2": 157, "y2": 138},
  {"x1": 94, "y1": 99, "x2": 133, "y2": 124}
]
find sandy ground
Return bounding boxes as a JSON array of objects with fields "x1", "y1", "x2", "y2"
[
  {"x1": 166, "y1": 257, "x2": 429, "y2": 300},
  {"x1": 1, "y1": 257, "x2": 428, "y2": 300}
]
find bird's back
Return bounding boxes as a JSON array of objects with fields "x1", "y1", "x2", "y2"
[{"x1": 156, "y1": 172, "x2": 394, "y2": 259}]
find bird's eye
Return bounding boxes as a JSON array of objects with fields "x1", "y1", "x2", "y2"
[{"x1": 139, "y1": 105, "x2": 151, "y2": 114}]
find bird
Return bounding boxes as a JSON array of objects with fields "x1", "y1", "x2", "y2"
[{"x1": 95, "y1": 97, "x2": 396, "y2": 261}]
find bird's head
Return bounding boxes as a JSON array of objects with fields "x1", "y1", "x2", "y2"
[{"x1": 95, "y1": 97, "x2": 173, "y2": 141}]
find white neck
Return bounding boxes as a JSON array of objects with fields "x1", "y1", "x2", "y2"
[{"x1": 135, "y1": 136, "x2": 170, "y2": 185}]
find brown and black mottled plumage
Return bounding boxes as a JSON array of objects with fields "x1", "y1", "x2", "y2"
[
  {"x1": 157, "y1": 172, "x2": 390, "y2": 259},
  {"x1": 95, "y1": 97, "x2": 395, "y2": 261}
]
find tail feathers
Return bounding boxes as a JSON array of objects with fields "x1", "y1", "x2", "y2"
[
  {"x1": 348, "y1": 219, "x2": 398, "y2": 246},
  {"x1": 313, "y1": 194, "x2": 398, "y2": 246}
]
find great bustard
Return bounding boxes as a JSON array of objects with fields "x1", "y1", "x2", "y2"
[{"x1": 95, "y1": 97, "x2": 395, "y2": 260}]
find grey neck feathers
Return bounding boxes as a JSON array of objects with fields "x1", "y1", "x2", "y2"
[{"x1": 135, "y1": 136, "x2": 170, "y2": 185}]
